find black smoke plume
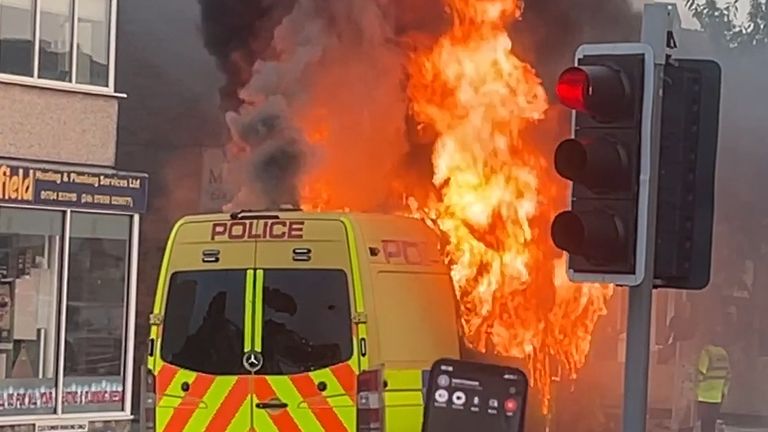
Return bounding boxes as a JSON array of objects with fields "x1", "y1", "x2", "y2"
[
  {"x1": 198, "y1": 0, "x2": 641, "y2": 113},
  {"x1": 196, "y1": 0, "x2": 642, "y2": 211},
  {"x1": 198, "y1": 0, "x2": 296, "y2": 112},
  {"x1": 201, "y1": 0, "x2": 407, "y2": 211}
]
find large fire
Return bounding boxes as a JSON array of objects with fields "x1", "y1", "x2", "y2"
[
  {"x1": 404, "y1": 0, "x2": 613, "y2": 411},
  {"x1": 223, "y1": 0, "x2": 614, "y2": 414}
]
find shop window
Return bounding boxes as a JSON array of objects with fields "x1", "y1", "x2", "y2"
[
  {"x1": 160, "y1": 270, "x2": 248, "y2": 376},
  {"x1": 63, "y1": 212, "x2": 130, "y2": 413},
  {"x1": 0, "y1": 207, "x2": 63, "y2": 416},
  {"x1": 38, "y1": 0, "x2": 73, "y2": 82},
  {"x1": 0, "y1": 0, "x2": 34, "y2": 76},
  {"x1": 259, "y1": 269, "x2": 352, "y2": 375},
  {"x1": 75, "y1": 0, "x2": 109, "y2": 86}
]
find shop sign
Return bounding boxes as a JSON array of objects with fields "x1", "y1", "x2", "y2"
[
  {"x1": 0, "y1": 377, "x2": 123, "y2": 414},
  {"x1": 0, "y1": 160, "x2": 148, "y2": 213},
  {"x1": 35, "y1": 420, "x2": 88, "y2": 432}
]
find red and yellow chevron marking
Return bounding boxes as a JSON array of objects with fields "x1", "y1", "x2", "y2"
[
  {"x1": 155, "y1": 363, "x2": 252, "y2": 432},
  {"x1": 155, "y1": 363, "x2": 179, "y2": 396},
  {"x1": 155, "y1": 361, "x2": 358, "y2": 431}
]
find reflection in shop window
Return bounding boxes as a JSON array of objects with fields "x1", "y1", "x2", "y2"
[
  {"x1": 0, "y1": 207, "x2": 62, "y2": 416},
  {"x1": 38, "y1": 0, "x2": 73, "y2": 82},
  {"x1": 0, "y1": 0, "x2": 35, "y2": 76},
  {"x1": 64, "y1": 212, "x2": 129, "y2": 413}
]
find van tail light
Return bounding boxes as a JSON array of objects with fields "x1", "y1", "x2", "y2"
[
  {"x1": 356, "y1": 369, "x2": 384, "y2": 432},
  {"x1": 140, "y1": 366, "x2": 156, "y2": 431}
]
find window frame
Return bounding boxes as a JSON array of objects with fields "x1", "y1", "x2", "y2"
[
  {"x1": 0, "y1": 206, "x2": 64, "y2": 417},
  {"x1": 0, "y1": 203, "x2": 138, "y2": 424},
  {"x1": 0, "y1": 0, "x2": 120, "y2": 96}
]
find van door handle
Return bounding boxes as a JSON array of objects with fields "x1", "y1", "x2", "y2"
[{"x1": 256, "y1": 400, "x2": 288, "y2": 410}]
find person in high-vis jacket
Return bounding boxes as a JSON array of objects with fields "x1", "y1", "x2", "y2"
[{"x1": 696, "y1": 328, "x2": 730, "y2": 432}]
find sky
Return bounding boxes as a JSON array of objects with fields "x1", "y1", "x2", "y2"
[{"x1": 674, "y1": 0, "x2": 698, "y2": 28}]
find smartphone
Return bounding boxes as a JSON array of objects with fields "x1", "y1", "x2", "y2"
[{"x1": 422, "y1": 358, "x2": 528, "y2": 432}]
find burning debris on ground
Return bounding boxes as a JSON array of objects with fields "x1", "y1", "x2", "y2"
[{"x1": 197, "y1": 0, "x2": 638, "y2": 413}]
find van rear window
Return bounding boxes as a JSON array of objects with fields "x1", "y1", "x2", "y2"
[
  {"x1": 259, "y1": 269, "x2": 353, "y2": 375},
  {"x1": 160, "y1": 270, "x2": 248, "y2": 375}
]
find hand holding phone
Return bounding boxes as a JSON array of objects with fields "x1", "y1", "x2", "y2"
[{"x1": 422, "y1": 358, "x2": 528, "y2": 432}]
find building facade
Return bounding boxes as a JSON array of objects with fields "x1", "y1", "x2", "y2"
[{"x1": 0, "y1": 1, "x2": 148, "y2": 431}]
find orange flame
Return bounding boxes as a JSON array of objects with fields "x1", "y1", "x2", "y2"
[{"x1": 406, "y1": 0, "x2": 613, "y2": 411}]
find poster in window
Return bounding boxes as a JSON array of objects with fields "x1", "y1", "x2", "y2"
[
  {"x1": 35, "y1": 269, "x2": 54, "y2": 330},
  {"x1": 13, "y1": 277, "x2": 37, "y2": 341}
]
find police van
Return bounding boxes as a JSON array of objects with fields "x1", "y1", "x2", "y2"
[{"x1": 143, "y1": 209, "x2": 461, "y2": 431}]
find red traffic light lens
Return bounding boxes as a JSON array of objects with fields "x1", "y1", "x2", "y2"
[
  {"x1": 556, "y1": 65, "x2": 630, "y2": 121},
  {"x1": 556, "y1": 67, "x2": 590, "y2": 112}
]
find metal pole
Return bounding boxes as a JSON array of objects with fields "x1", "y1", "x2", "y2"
[
  {"x1": 621, "y1": 4, "x2": 680, "y2": 431},
  {"x1": 671, "y1": 322, "x2": 681, "y2": 428},
  {"x1": 139, "y1": 361, "x2": 147, "y2": 431},
  {"x1": 622, "y1": 277, "x2": 656, "y2": 432}
]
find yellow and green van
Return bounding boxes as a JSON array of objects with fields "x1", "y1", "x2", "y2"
[{"x1": 143, "y1": 209, "x2": 461, "y2": 431}]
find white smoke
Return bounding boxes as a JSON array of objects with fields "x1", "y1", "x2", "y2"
[{"x1": 222, "y1": 0, "x2": 408, "y2": 212}]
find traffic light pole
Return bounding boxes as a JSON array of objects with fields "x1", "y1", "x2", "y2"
[
  {"x1": 621, "y1": 71, "x2": 661, "y2": 432},
  {"x1": 621, "y1": 4, "x2": 680, "y2": 432}
]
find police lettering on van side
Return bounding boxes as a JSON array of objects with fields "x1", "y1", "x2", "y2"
[{"x1": 210, "y1": 220, "x2": 306, "y2": 240}]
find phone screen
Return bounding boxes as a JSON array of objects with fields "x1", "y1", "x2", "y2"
[{"x1": 422, "y1": 358, "x2": 528, "y2": 432}]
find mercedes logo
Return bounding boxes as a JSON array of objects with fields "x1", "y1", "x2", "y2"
[{"x1": 243, "y1": 351, "x2": 263, "y2": 372}]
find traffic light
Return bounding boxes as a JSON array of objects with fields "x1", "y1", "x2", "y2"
[
  {"x1": 551, "y1": 43, "x2": 655, "y2": 286},
  {"x1": 654, "y1": 59, "x2": 721, "y2": 289}
]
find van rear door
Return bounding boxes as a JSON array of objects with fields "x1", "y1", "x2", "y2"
[
  {"x1": 252, "y1": 216, "x2": 360, "y2": 431},
  {"x1": 153, "y1": 219, "x2": 257, "y2": 431}
]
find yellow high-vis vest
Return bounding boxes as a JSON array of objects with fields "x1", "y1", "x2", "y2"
[{"x1": 696, "y1": 344, "x2": 730, "y2": 403}]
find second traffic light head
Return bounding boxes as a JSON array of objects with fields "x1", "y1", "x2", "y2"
[{"x1": 556, "y1": 65, "x2": 631, "y2": 122}]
